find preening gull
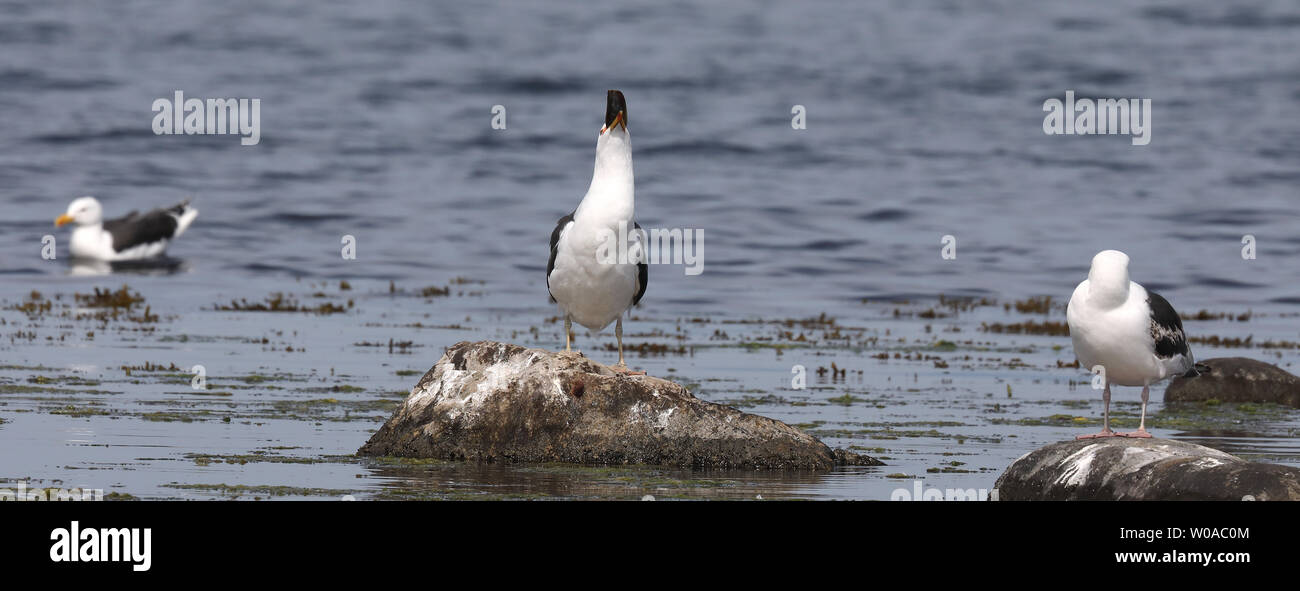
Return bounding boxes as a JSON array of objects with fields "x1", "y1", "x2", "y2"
[
  {"x1": 56, "y1": 196, "x2": 197, "y2": 262},
  {"x1": 1067, "y1": 249, "x2": 1200, "y2": 439},
  {"x1": 546, "y1": 90, "x2": 648, "y2": 374}
]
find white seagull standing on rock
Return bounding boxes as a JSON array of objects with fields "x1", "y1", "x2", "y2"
[
  {"x1": 547, "y1": 90, "x2": 647, "y2": 374},
  {"x1": 1067, "y1": 249, "x2": 1200, "y2": 439},
  {"x1": 56, "y1": 196, "x2": 197, "y2": 262}
]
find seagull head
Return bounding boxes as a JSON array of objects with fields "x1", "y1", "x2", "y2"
[
  {"x1": 56, "y1": 196, "x2": 103, "y2": 227},
  {"x1": 600, "y1": 90, "x2": 628, "y2": 136},
  {"x1": 591, "y1": 90, "x2": 633, "y2": 187},
  {"x1": 1088, "y1": 249, "x2": 1131, "y2": 297}
]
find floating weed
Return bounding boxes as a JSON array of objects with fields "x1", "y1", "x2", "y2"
[
  {"x1": 828, "y1": 393, "x2": 867, "y2": 405},
  {"x1": 265, "y1": 398, "x2": 398, "y2": 420},
  {"x1": 1152, "y1": 401, "x2": 1296, "y2": 432},
  {"x1": 186, "y1": 453, "x2": 338, "y2": 466},
  {"x1": 296, "y1": 384, "x2": 365, "y2": 394},
  {"x1": 75, "y1": 285, "x2": 144, "y2": 309},
  {"x1": 713, "y1": 394, "x2": 796, "y2": 408},
  {"x1": 808, "y1": 425, "x2": 998, "y2": 443},
  {"x1": 365, "y1": 456, "x2": 450, "y2": 467},
  {"x1": 980, "y1": 321, "x2": 1069, "y2": 337},
  {"x1": 1001, "y1": 414, "x2": 1095, "y2": 427},
  {"x1": 420, "y1": 286, "x2": 450, "y2": 297},
  {"x1": 214, "y1": 293, "x2": 348, "y2": 315},
  {"x1": 599, "y1": 341, "x2": 687, "y2": 356},
  {"x1": 926, "y1": 464, "x2": 975, "y2": 474},
  {"x1": 7, "y1": 291, "x2": 53, "y2": 317},
  {"x1": 791, "y1": 421, "x2": 825, "y2": 431},
  {"x1": 1009, "y1": 296, "x2": 1055, "y2": 315},
  {"x1": 162, "y1": 482, "x2": 355, "y2": 498},
  {"x1": 141, "y1": 411, "x2": 202, "y2": 422},
  {"x1": 1188, "y1": 335, "x2": 1300, "y2": 349},
  {"x1": 50, "y1": 405, "x2": 110, "y2": 417},
  {"x1": 120, "y1": 361, "x2": 180, "y2": 375}
]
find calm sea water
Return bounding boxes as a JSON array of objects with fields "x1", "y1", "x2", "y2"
[{"x1": 1, "y1": 0, "x2": 1298, "y2": 500}]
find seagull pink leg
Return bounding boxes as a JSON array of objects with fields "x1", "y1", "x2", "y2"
[
  {"x1": 1119, "y1": 385, "x2": 1153, "y2": 438},
  {"x1": 611, "y1": 317, "x2": 645, "y2": 376},
  {"x1": 1077, "y1": 383, "x2": 1118, "y2": 439}
]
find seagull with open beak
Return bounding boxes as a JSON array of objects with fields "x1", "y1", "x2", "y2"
[{"x1": 546, "y1": 90, "x2": 648, "y2": 374}]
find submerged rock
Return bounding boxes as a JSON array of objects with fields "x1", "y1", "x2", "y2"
[
  {"x1": 358, "y1": 340, "x2": 881, "y2": 470},
  {"x1": 1166, "y1": 357, "x2": 1300, "y2": 407},
  {"x1": 995, "y1": 438, "x2": 1300, "y2": 501}
]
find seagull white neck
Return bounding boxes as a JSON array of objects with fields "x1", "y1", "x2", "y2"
[{"x1": 577, "y1": 130, "x2": 634, "y2": 223}]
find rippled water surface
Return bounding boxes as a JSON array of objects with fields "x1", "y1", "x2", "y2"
[{"x1": 2, "y1": 0, "x2": 1299, "y2": 499}]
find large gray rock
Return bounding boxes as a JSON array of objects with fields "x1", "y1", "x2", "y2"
[
  {"x1": 1166, "y1": 357, "x2": 1300, "y2": 407},
  {"x1": 995, "y1": 438, "x2": 1300, "y2": 501},
  {"x1": 358, "y1": 340, "x2": 880, "y2": 470}
]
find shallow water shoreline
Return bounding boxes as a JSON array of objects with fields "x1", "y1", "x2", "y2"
[{"x1": 1, "y1": 279, "x2": 1295, "y2": 500}]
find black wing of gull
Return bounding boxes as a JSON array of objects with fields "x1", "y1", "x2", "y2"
[
  {"x1": 103, "y1": 200, "x2": 189, "y2": 253},
  {"x1": 1146, "y1": 290, "x2": 1198, "y2": 377},
  {"x1": 546, "y1": 210, "x2": 575, "y2": 303},
  {"x1": 633, "y1": 221, "x2": 647, "y2": 306}
]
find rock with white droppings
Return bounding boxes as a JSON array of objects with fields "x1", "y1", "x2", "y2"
[
  {"x1": 1166, "y1": 357, "x2": 1300, "y2": 407},
  {"x1": 995, "y1": 438, "x2": 1300, "y2": 501},
  {"x1": 358, "y1": 340, "x2": 881, "y2": 470}
]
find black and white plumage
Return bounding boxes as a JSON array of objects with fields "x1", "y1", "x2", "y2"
[
  {"x1": 546, "y1": 90, "x2": 647, "y2": 372},
  {"x1": 1147, "y1": 291, "x2": 1193, "y2": 362},
  {"x1": 1067, "y1": 249, "x2": 1198, "y2": 439},
  {"x1": 56, "y1": 196, "x2": 197, "y2": 262}
]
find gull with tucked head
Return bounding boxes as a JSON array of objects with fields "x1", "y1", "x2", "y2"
[{"x1": 1066, "y1": 249, "x2": 1201, "y2": 439}]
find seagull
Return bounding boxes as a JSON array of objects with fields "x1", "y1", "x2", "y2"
[
  {"x1": 1067, "y1": 250, "x2": 1199, "y2": 439},
  {"x1": 55, "y1": 196, "x2": 198, "y2": 262},
  {"x1": 546, "y1": 90, "x2": 647, "y2": 374}
]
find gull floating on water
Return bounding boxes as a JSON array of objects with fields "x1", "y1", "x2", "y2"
[
  {"x1": 546, "y1": 90, "x2": 647, "y2": 374},
  {"x1": 56, "y1": 196, "x2": 197, "y2": 262},
  {"x1": 1067, "y1": 249, "x2": 1199, "y2": 439}
]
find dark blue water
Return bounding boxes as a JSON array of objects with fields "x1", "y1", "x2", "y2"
[{"x1": 1, "y1": 0, "x2": 1298, "y2": 500}]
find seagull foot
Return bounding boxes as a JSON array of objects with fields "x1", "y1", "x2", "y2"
[
  {"x1": 1117, "y1": 429, "x2": 1153, "y2": 438},
  {"x1": 1076, "y1": 430, "x2": 1119, "y2": 440},
  {"x1": 611, "y1": 363, "x2": 645, "y2": 376}
]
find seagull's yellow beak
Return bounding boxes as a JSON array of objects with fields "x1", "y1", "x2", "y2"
[
  {"x1": 600, "y1": 90, "x2": 628, "y2": 134},
  {"x1": 55, "y1": 214, "x2": 74, "y2": 227},
  {"x1": 601, "y1": 111, "x2": 626, "y2": 135}
]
